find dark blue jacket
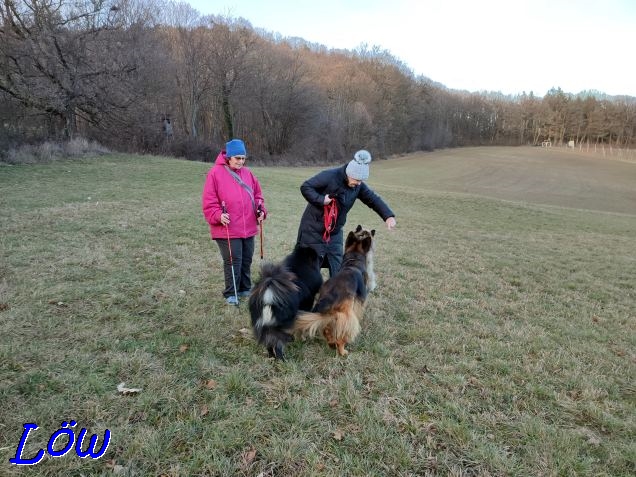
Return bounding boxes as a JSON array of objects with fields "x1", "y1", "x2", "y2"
[{"x1": 296, "y1": 165, "x2": 395, "y2": 264}]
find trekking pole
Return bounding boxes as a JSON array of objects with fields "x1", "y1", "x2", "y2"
[
  {"x1": 221, "y1": 201, "x2": 239, "y2": 305},
  {"x1": 257, "y1": 200, "x2": 264, "y2": 260}
]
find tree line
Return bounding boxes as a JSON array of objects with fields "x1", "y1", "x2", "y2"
[{"x1": 2, "y1": 0, "x2": 635, "y2": 163}]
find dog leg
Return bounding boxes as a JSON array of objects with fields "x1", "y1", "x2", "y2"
[
  {"x1": 323, "y1": 326, "x2": 337, "y2": 349},
  {"x1": 335, "y1": 340, "x2": 348, "y2": 356},
  {"x1": 267, "y1": 344, "x2": 286, "y2": 361},
  {"x1": 274, "y1": 343, "x2": 286, "y2": 361}
]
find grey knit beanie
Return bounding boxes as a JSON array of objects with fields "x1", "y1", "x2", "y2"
[{"x1": 345, "y1": 150, "x2": 372, "y2": 180}]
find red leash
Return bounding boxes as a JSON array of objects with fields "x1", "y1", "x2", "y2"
[
  {"x1": 259, "y1": 220, "x2": 264, "y2": 260},
  {"x1": 323, "y1": 200, "x2": 338, "y2": 243}
]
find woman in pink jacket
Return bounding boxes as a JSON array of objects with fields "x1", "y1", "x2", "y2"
[{"x1": 202, "y1": 139, "x2": 267, "y2": 305}]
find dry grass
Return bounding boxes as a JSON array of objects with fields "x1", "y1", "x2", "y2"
[
  {"x1": 1, "y1": 147, "x2": 634, "y2": 476},
  {"x1": 1, "y1": 138, "x2": 110, "y2": 164}
]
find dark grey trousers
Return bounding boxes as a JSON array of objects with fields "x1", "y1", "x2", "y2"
[
  {"x1": 321, "y1": 250, "x2": 343, "y2": 277},
  {"x1": 214, "y1": 236, "x2": 255, "y2": 298}
]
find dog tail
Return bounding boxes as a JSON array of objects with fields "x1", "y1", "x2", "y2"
[
  {"x1": 294, "y1": 298, "x2": 363, "y2": 342},
  {"x1": 249, "y1": 263, "x2": 299, "y2": 354},
  {"x1": 253, "y1": 262, "x2": 299, "y2": 304},
  {"x1": 293, "y1": 311, "x2": 331, "y2": 339},
  {"x1": 250, "y1": 263, "x2": 298, "y2": 320}
]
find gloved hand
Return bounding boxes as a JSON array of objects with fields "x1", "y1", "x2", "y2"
[{"x1": 324, "y1": 193, "x2": 344, "y2": 205}]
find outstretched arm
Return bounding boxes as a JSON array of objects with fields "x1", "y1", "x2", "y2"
[{"x1": 358, "y1": 183, "x2": 396, "y2": 229}]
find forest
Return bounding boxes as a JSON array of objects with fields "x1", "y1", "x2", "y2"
[{"x1": 1, "y1": 0, "x2": 635, "y2": 163}]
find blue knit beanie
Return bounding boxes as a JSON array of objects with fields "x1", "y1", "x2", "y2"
[
  {"x1": 345, "y1": 150, "x2": 372, "y2": 180},
  {"x1": 226, "y1": 139, "x2": 247, "y2": 158}
]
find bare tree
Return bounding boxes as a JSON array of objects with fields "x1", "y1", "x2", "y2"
[
  {"x1": 159, "y1": 2, "x2": 210, "y2": 138},
  {"x1": 243, "y1": 43, "x2": 318, "y2": 156},
  {"x1": 0, "y1": 0, "x2": 145, "y2": 139},
  {"x1": 206, "y1": 17, "x2": 256, "y2": 140},
  {"x1": 2, "y1": 3, "x2": 635, "y2": 160}
]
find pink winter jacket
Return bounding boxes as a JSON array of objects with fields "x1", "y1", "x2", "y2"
[{"x1": 202, "y1": 152, "x2": 267, "y2": 239}]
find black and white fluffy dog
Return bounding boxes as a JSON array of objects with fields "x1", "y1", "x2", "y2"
[{"x1": 248, "y1": 246, "x2": 323, "y2": 360}]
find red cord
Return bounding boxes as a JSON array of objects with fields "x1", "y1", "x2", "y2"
[{"x1": 323, "y1": 200, "x2": 338, "y2": 243}]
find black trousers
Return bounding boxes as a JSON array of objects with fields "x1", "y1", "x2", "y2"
[{"x1": 214, "y1": 236, "x2": 255, "y2": 298}]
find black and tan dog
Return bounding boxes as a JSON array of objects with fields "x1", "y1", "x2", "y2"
[
  {"x1": 294, "y1": 225, "x2": 375, "y2": 356},
  {"x1": 248, "y1": 246, "x2": 322, "y2": 360}
]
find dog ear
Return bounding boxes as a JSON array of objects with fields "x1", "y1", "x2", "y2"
[
  {"x1": 355, "y1": 224, "x2": 362, "y2": 232},
  {"x1": 345, "y1": 230, "x2": 356, "y2": 248},
  {"x1": 371, "y1": 229, "x2": 375, "y2": 237}
]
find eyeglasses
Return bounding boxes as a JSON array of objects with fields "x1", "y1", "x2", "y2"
[{"x1": 231, "y1": 155, "x2": 247, "y2": 161}]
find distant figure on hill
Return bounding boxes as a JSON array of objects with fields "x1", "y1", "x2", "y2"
[{"x1": 162, "y1": 117, "x2": 173, "y2": 140}]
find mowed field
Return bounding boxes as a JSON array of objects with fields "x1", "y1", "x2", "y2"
[
  {"x1": 378, "y1": 146, "x2": 636, "y2": 215},
  {"x1": 0, "y1": 146, "x2": 634, "y2": 476}
]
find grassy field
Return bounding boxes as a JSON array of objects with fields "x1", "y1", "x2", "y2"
[{"x1": 1, "y1": 147, "x2": 634, "y2": 476}]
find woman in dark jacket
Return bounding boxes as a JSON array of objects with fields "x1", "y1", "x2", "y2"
[{"x1": 296, "y1": 150, "x2": 396, "y2": 277}]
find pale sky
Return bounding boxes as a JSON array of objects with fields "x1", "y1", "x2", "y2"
[{"x1": 186, "y1": 0, "x2": 635, "y2": 97}]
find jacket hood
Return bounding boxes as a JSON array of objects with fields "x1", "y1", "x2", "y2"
[{"x1": 215, "y1": 151, "x2": 228, "y2": 165}]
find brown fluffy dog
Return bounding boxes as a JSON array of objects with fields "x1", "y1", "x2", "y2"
[{"x1": 293, "y1": 225, "x2": 375, "y2": 356}]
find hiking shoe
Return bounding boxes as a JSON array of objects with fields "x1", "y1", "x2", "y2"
[
  {"x1": 238, "y1": 290, "x2": 251, "y2": 298},
  {"x1": 225, "y1": 296, "x2": 239, "y2": 306}
]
